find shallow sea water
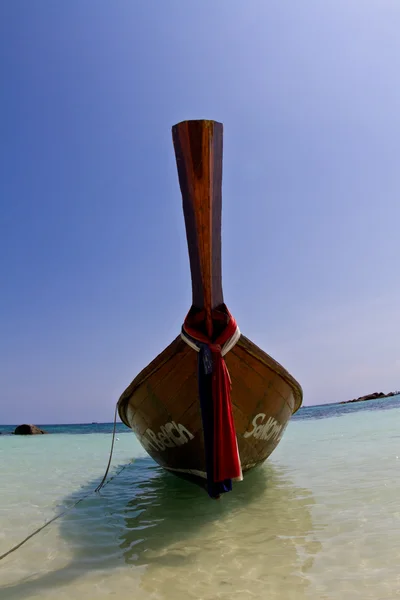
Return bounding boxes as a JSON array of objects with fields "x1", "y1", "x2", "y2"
[{"x1": 0, "y1": 397, "x2": 399, "y2": 599}]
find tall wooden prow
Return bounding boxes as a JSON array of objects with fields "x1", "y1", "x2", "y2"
[{"x1": 172, "y1": 120, "x2": 224, "y2": 339}]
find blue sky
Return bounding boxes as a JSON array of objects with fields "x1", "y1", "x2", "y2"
[{"x1": 1, "y1": 1, "x2": 399, "y2": 424}]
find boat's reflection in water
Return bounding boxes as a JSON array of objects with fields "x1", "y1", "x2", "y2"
[
  {"x1": 118, "y1": 461, "x2": 317, "y2": 562},
  {"x1": 116, "y1": 460, "x2": 322, "y2": 598}
]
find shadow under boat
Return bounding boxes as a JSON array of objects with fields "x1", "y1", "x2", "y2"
[{"x1": 0, "y1": 458, "x2": 321, "y2": 598}]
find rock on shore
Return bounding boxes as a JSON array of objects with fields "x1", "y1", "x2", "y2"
[{"x1": 14, "y1": 424, "x2": 48, "y2": 435}]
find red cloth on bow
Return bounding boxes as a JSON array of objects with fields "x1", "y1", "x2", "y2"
[{"x1": 183, "y1": 307, "x2": 242, "y2": 483}]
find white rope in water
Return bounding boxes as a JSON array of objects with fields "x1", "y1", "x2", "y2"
[{"x1": 0, "y1": 403, "x2": 126, "y2": 562}]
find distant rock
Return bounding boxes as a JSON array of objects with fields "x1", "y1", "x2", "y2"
[
  {"x1": 340, "y1": 391, "x2": 397, "y2": 405},
  {"x1": 14, "y1": 424, "x2": 48, "y2": 435}
]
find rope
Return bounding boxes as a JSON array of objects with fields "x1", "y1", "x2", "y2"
[
  {"x1": 0, "y1": 492, "x2": 92, "y2": 562},
  {"x1": 181, "y1": 324, "x2": 241, "y2": 356},
  {"x1": 95, "y1": 402, "x2": 118, "y2": 492},
  {"x1": 0, "y1": 403, "x2": 126, "y2": 563}
]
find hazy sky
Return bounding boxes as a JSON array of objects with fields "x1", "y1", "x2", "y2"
[{"x1": 1, "y1": 1, "x2": 399, "y2": 423}]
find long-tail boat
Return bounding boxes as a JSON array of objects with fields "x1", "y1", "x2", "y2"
[{"x1": 118, "y1": 120, "x2": 302, "y2": 499}]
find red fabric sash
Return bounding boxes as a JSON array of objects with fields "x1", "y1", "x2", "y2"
[{"x1": 183, "y1": 308, "x2": 242, "y2": 483}]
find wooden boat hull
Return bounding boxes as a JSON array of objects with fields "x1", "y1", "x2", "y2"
[{"x1": 118, "y1": 334, "x2": 302, "y2": 483}]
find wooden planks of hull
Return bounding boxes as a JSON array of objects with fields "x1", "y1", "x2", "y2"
[{"x1": 117, "y1": 334, "x2": 302, "y2": 482}]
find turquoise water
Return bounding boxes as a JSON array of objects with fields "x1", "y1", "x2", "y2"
[{"x1": 0, "y1": 396, "x2": 399, "y2": 599}]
